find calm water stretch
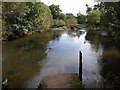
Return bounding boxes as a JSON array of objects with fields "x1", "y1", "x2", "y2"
[{"x1": 2, "y1": 29, "x2": 120, "y2": 88}]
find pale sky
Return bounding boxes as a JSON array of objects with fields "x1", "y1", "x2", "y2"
[{"x1": 41, "y1": 0, "x2": 97, "y2": 16}]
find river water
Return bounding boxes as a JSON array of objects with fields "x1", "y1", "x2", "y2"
[{"x1": 2, "y1": 29, "x2": 120, "y2": 88}]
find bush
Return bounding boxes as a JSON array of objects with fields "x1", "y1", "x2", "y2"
[
  {"x1": 2, "y1": 2, "x2": 53, "y2": 40},
  {"x1": 87, "y1": 10, "x2": 101, "y2": 24},
  {"x1": 66, "y1": 17, "x2": 78, "y2": 27},
  {"x1": 53, "y1": 19, "x2": 66, "y2": 27}
]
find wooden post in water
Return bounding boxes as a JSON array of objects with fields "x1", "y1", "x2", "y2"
[{"x1": 79, "y1": 51, "x2": 82, "y2": 82}]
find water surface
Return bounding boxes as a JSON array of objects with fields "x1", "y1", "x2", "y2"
[
  {"x1": 3, "y1": 29, "x2": 119, "y2": 88},
  {"x1": 26, "y1": 30, "x2": 103, "y2": 88}
]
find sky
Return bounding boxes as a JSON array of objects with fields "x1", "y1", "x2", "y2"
[{"x1": 41, "y1": 0, "x2": 96, "y2": 16}]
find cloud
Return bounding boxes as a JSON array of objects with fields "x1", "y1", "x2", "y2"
[{"x1": 41, "y1": 0, "x2": 95, "y2": 16}]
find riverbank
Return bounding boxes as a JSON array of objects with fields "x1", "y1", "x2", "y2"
[
  {"x1": 2, "y1": 24, "x2": 100, "y2": 43},
  {"x1": 38, "y1": 73, "x2": 83, "y2": 88}
]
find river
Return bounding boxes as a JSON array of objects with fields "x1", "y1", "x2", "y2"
[{"x1": 2, "y1": 29, "x2": 120, "y2": 88}]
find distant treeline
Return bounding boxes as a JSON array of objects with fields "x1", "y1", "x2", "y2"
[
  {"x1": 2, "y1": 2, "x2": 120, "y2": 41},
  {"x1": 2, "y1": 2, "x2": 79, "y2": 40}
]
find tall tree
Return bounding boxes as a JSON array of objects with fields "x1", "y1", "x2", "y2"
[
  {"x1": 2, "y1": 2, "x2": 53, "y2": 39},
  {"x1": 49, "y1": 4, "x2": 62, "y2": 19},
  {"x1": 94, "y1": 2, "x2": 120, "y2": 42},
  {"x1": 87, "y1": 10, "x2": 101, "y2": 24},
  {"x1": 2, "y1": 2, "x2": 29, "y2": 36},
  {"x1": 66, "y1": 17, "x2": 78, "y2": 27},
  {"x1": 77, "y1": 12, "x2": 86, "y2": 24}
]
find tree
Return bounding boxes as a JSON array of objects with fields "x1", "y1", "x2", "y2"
[
  {"x1": 2, "y1": 2, "x2": 53, "y2": 39},
  {"x1": 77, "y1": 12, "x2": 86, "y2": 24},
  {"x1": 86, "y1": 4, "x2": 92, "y2": 14},
  {"x1": 101, "y1": 2, "x2": 120, "y2": 42},
  {"x1": 87, "y1": 10, "x2": 101, "y2": 24},
  {"x1": 37, "y1": 3, "x2": 53, "y2": 30},
  {"x1": 53, "y1": 19, "x2": 66, "y2": 27},
  {"x1": 58, "y1": 13, "x2": 66, "y2": 21},
  {"x1": 49, "y1": 4, "x2": 62, "y2": 19},
  {"x1": 99, "y1": 2, "x2": 118, "y2": 27},
  {"x1": 2, "y1": 2, "x2": 29, "y2": 37},
  {"x1": 94, "y1": 2, "x2": 120, "y2": 43},
  {"x1": 66, "y1": 13, "x2": 74, "y2": 19},
  {"x1": 66, "y1": 17, "x2": 78, "y2": 27}
]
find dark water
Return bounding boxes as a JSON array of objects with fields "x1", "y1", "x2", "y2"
[
  {"x1": 2, "y1": 30, "x2": 120, "y2": 88},
  {"x1": 2, "y1": 32, "x2": 52, "y2": 88}
]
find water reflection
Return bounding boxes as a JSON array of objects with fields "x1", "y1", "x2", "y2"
[
  {"x1": 101, "y1": 49, "x2": 120, "y2": 88},
  {"x1": 2, "y1": 32, "x2": 52, "y2": 88},
  {"x1": 86, "y1": 30, "x2": 120, "y2": 88},
  {"x1": 4, "y1": 29, "x2": 119, "y2": 88},
  {"x1": 27, "y1": 30, "x2": 103, "y2": 88}
]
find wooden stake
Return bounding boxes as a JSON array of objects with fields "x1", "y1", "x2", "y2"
[{"x1": 79, "y1": 51, "x2": 82, "y2": 82}]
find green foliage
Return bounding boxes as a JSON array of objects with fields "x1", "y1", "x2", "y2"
[
  {"x1": 39, "y1": 3, "x2": 53, "y2": 29},
  {"x1": 2, "y1": 2, "x2": 53, "y2": 39},
  {"x1": 26, "y1": 2, "x2": 44, "y2": 26},
  {"x1": 53, "y1": 19, "x2": 66, "y2": 27},
  {"x1": 101, "y1": 49, "x2": 120, "y2": 88},
  {"x1": 93, "y1": 2, "x2": 120, "y2": 87},
  {"x1": 58, "y1": 13, "x2": 67, "y2": 20},
  {"x1": 100, "y1": 3, "x2": 117, "y2": 27},
  {"x1": 87, "y1": 10, "x2": 101, "y2": 24},
  {"x1": 49, "y1": 4, "x2": 62, "y2": 19},
  {"x1": 2, "y1": 2, "x2": 29, "y2": 37},
  {"x1": 97, "y1": 2, "x2": 120, "y2": 26},
  {"x1": 66, "y1": 13, "x2": 74, "y2": 19},
  {"x1": 97, "y1": 2, "x2": 120, "y2": 42},
  {"x1": 65, "y1": 14, "x2": 78, "y2": 27},
  {"x1": 77, "y1": 12, "x2": 86, "y2": 24},
  {"x1": 2, "y1": 19, "x2": 7, "y2": 32},
  {"x1": 66, "y1": 17, "x2": 78, "y2": 27},
  {"x1": 2, "y1": 2, "x2": 29, "y2": 22},
  {"x1": 86, "y1": 4, "x2": 92, "y2": 14},
  {"x1": 49, "y1": 4, "x2": 78, "y2": 27}
]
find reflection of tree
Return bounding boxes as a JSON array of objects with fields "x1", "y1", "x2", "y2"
[
  {"x1": 17, "y1": 38, "x2": 41, "y2": 50},
  {"x1": 67, "y1": 31, "x2": 76, "y2": 38},
  {"x1": 52, "y1": 31, "x2": 63, "y2": 40},
  {"x1": 101, "y1": 35, "x2": 120, "y2": 49},
  {"x1": 68, "y1": 30, "x2": 85, "y2": 38},
  {"x1": 76, "y1": 31, "x2": 85, "y2": 38},
  {"x1": 101, "y1": 49, "x2": 120, "y2": 88},
  {"x1": 3, "y1": 32, "x2": 53, "y2": 88},
  {"x1": 85, "y1": 30, "x2": 120, "y2": 88},
  {"x1": 85, "y1": 30, "x2": 102, "y2": 51}
]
